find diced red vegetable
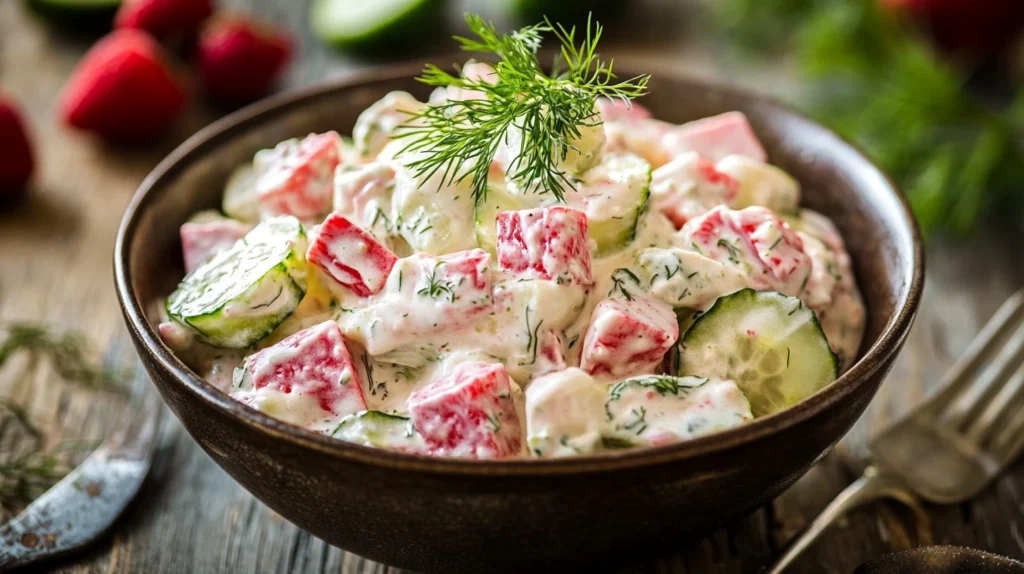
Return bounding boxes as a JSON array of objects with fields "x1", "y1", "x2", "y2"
[
  {"x1": 307, "y1": 212, "x2": 397, "y2": 296},
  {"x1": 682, "y1": 206, "x2": 811, "y2": 297},
  {"x1": 351, "y1": 249, "x2": 494, "y2": 355},
  {"x1": 496, "y1": 206, "x2": 593, "y2": 286},
  {"x1": 580, "y1": 295, "x2": 679, "y2": 379},
  {"x1": 535, "y1": 330, "x2": 567, "y2": 376},
  {"x1": 662, "y1": 112, "x2": 766, "y2": 163},
  {"x1": 652, "y1": 153, "x2": 740, "y2": 228},
  {"x1": 241, "y1": 321, "x2": 366, "y2": 417},
  {"x1": 332, "y1": 163, "x2": 395, "y2": 225},
  {"x1": 408, "y1": 361, "x2": 522, "y2": 459},
  {"x1": 180, "y1": 219, "x2": 249, "y2": 273},
  {"x1": 157, "y1": 321, "x2": 193, "y2": 352},
  {"x1": 596, "y1": 97, "x2": 652, "y2": 123},
  {"x1": 254, "y1": 131, "x2": 341, "y2": 219}
]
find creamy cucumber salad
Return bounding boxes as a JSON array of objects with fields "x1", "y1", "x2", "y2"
[{"x1": 158, "y1": 54, "x2": 864, "y2": 460}]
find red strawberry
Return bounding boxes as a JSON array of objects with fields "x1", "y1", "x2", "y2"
[
  {"x1": 0, "y1": 95, "x2": 35, "y2": 201},
  {"x1": 198, "y1": 15, "x2": 292, "y2": 107},
  {"x1": 115, "y1": 0, "x2": 215, "y2": 40},
  {"x1": 59, "y1": 29, "x2": 187, "y2": 143}
]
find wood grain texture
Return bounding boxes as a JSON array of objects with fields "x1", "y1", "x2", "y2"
[{"x1": 1, "y1": 0, "x2": 1022, "y2": 572}]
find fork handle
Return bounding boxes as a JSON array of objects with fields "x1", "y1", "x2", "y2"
[{"x1": 765, "y1": 466, "x2": 925, "y2": 574}]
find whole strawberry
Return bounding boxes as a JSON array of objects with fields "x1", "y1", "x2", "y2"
[
  {"x1": 0, "y1": 95, "x2": 35, "y2": 201},
  {"x1": 115, "y1": 0, "x2": 215, "y2": 40},
  {"x1": 198, "y1": 16, "x2": 292, "y2": 107},
  {"x1": 59, "y1": 29, "x2": 187, "y2": 143}
]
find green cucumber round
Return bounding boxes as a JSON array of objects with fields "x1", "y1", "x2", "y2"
[
  {"x1": 25, "y1": 0, "x2": 120, "y2": 31},
  {"x1": 310, "y1": 0, "x2": 443, "y2": 55},
  {"x1": 332, "y1": 410, "x2": 423, "y2": 450},
  {"x1": 566, "y1": 153, "x2": 651, "y2": 256},
  {"x1": 679, "y1": 289, "x2": 837, "y2": 417},
  {"x1": 167, "y1": 216, "x2": 308, "y2": 349}
]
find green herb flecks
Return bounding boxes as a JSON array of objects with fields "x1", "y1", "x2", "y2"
[
  {"x1": 523, "y1": 306, "x2": 545, "y2": 364},
  {"x1": 417, "y1": 270, "x2": 456, "y2": 303},
  {"x1": 0, "y1": 323, "x2": 129, "y2": 395},
  {"x1": 0, "y1": 323, "x2": 127, "y2": 517}
]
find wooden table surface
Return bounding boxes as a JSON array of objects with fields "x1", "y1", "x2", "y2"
[{"x1": 2, "y1": 1, "x2": 1023, "y2": 572}]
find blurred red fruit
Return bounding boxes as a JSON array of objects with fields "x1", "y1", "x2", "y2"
[
  {"x1": 115, "y1": 0, "x2": 214, "y2": 40},
  {"x1": 59, "y1": 29, "x2": 187, "y2": 143},
  {"x1": 881, "y1": 0, "x2": 1024, "y2": 57},
  {"x1": 0, "y1": 95, "x2": 35, "y2": 200},
  {"x1": 198, "y1": 16, "x2": 292, "y2": 107}
]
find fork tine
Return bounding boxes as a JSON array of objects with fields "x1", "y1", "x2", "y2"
[
  {"x1": 930, "y1": 290, "x2": 1024, "y2": 397},
  {"x1": 939, "y1": 297, "x2": 1024, "y2": 429},
  {"x1": 964, "y1": 362, "x2": 1024, "y2": 445},
  {"x1": 991, "y1": 376, "x2": 1024, "y2": 462}
]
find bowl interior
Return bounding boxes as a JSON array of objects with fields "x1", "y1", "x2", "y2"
[{"x1": 120, "y1": 61, "x2": 921, "y2": 465}]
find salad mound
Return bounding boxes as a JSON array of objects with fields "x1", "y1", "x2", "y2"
[{"x1": 158, "y1": 18, "x2": 865, "y2": 460}]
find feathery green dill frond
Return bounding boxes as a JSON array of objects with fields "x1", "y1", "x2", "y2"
[{"x1": 396, "y1": 13, "x2": 649, "y2": 204}]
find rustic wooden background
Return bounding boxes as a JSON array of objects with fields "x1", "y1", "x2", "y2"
[{"x1": 1, "y1": 0, "x2": 1022, "y2": 572}]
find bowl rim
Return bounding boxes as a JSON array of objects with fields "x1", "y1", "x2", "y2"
[{"x1": 114, "y1": 58, "x2": 924, "y2": 477}]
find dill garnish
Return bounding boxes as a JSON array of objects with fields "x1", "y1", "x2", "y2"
[
  {"x1": 0, "y1": 323, "x2": 129, "y2": 394},
  {"x1": 395, "y1": 13, "x2": 649, "y2": 204},
  {"x1": 0, "y1": 324, "x2": 127, "y2": 516}
]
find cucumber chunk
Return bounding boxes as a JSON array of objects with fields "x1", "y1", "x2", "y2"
[
  {"x1": 25, "y1": 0, "x2": 120, "y2": 30},
  {"x1": 167, "y1": 216, "x2": 308, "y2": 349},
  {"x1": 310, "y1": 0, "x2": 442, "y2": 54},
  {"x1": 679, "y1": 289, "x2": 837, "y2": 417},
  {"x1": 473, "y1": 182, "x2": 543, "y2": 255},
  {"x1": 566, "y1": 153, "x2": 651, "y2": 256},
  {"x1": 222, "y1": 164, "x2": 259, "y2": 223},
  {"x1": 332, "y1": 410, "x2": 424, "y2": 451}
]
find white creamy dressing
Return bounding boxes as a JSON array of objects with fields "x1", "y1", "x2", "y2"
[{"x1": 163, "y1": 81, "x2": 867, "y2": 458}]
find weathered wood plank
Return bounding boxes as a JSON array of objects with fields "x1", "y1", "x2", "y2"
[{"x1": 2, "y1": 0, "x2": 1024, "y2": 572}]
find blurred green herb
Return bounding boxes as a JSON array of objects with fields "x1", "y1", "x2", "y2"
[
  {"x1": 714, "y1": 0, "x2": 1024, "y2": 236},
  {"x1": 396, "y1": 13, "x2": 649, "y2": 204},
  {"x1": 0, "y1": 323, "x2": 127, "y2": 516},
  {"x1": 0, "y1": 323, "x2": 130, "y2": 394}
]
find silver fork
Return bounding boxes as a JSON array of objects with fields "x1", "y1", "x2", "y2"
[
  {"x1": 0, "y1": 365, "x2": 163, "y2": 570},
  {"x1": 768, "y1": 288, "x2": 1024, "y2": 573}
]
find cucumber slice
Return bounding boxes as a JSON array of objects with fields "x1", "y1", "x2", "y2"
[
  {"x1": 332, "y1": 410, "x2": 424, "y2": 451},
  {"x1": 566, "y1": 153, "x2": 651, "y2": 256},
  {"x1": 167, "y1": 216, "x2": 308, "y2": 349},
  {"x1": 679, "y1": 289, "x2": 837, "y2": 417},
  {"x1": 310, "y1": 0, "x2": 443, "y2": 55},
  {"x1": 473, "y1": 182, "x2": 544, "y2": 255},
  {"x1": 25, "y1": 0, "x2": 120, "y2": 30},
  {"x1": 391, "y1": 169, "x2": 477, "y2": 255}
]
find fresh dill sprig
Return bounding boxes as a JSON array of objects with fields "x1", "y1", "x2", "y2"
[
  {"x1": 0, "y1": 440, "x2": 96, "y2": 517},
  {"x1": 0, "y1": 324, "x2": 126, "y2": 517},
  {"x1": 416, "y1": 271, "x2": 456, "y2": 302},
  {"x1": 0, "y1": 323, "x2": 129, "y2": 395},
  {"x1": 396, "y1": 13, "x2": 649, "y2": 204}
]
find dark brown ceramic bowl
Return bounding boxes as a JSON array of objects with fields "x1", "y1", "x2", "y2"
[{"x1": 114, "y1": 60, "x2": 923, "y2": 572}]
